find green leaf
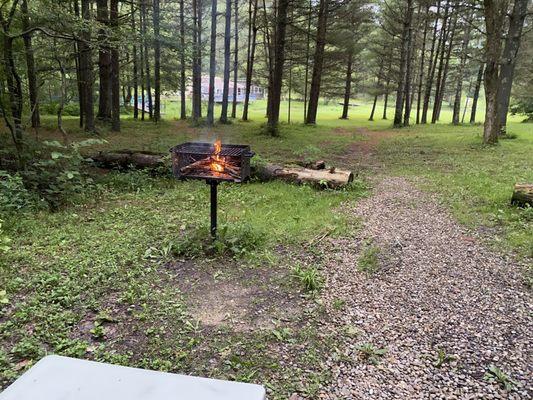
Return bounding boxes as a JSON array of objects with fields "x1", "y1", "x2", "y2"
[{"x1": 51, "y1": 152, "x2": 62, "y2": 160}]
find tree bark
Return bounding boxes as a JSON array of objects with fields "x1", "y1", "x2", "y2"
[
  {"x1": 242, "y1": 0, "x2": 258, "y2": 121},
  {"x1": 305, "y1": 0, "x2": 329, "y2": 125},
  {"x1": 179, "y1": 0, "x2": 187, "y2": 119},
  {"x1": 97, "y1": 0, "x2": 111, "y2": 121},
  {"x1": 191, "y1": 0, "x2": 202, "y2": 122},
  {"x1": 141, "y1": 0, "x2": 153, "y2": 119},
  {"x1": 498, "y1": 0, "x2": 527, "y2": 134},
  {"x1": 511, "y1": 183, "x2": 533, "y2": 207},
  {"x1": 153, "y1": 0, "x2": 161, "y2": 122},
  {"x1": 80, "y1": 0, "x2": 95, "y2": 132},
  {"x1": 254, "y1": 163, "x2": 354, "y2": 189},
  {"x1": 231, "y1": 0, "x2": 239, "y2": 118},
  {"x1": 470, "y1": 63, "x2": 484, "y2": 124},
  {"x1": 402, "y1": 1, "x2": 416, "y2": 127},
  {"x1": 433, "y1": 12, "x2": 457, "y2": 122},
  {"x1": 340, "y1": 53, "x2": 353, "y2": 120},
  {"x1": 220, "y1": 0, "x2": 232, "y2": 123},
  {"x1": 483, "y1": 0, "x2": 508, "y2": 145},
  {"x1": 73, "y1": 0, "x2": 84, "y2": 128},
  {"x1": 452, "y1": 16, "x2": 472, "y2": 125},
  {"x1": 393, "y1": 0, "x2": 413, "y2": 128},
  {"x1": 421, "y1": 0, "x2": 442, "y2": 124},
  {"x1": 266, "y1": 0, "x2": 289, "y2": 134},
  {"x1": 207, "y1": 0, "x2": 217, "y2": 126},
  {"x1": 132, "y1": 1, "x2": 139, "y2": 119},
  {"x1": 110, "y1": 0, "x2": 120, "y2": 131},
  {"x1": 21, "y1": 0, "x2": 40, "y2": 128},
  {"x1": 303, "y1": 0, "x2": 312, "y2": 122},
  {"x1": 416, "y1": 5, "x2": 429, "y2": 124},
  {"x1": 430, "y1": 1, "x2": 451, "y2": 124}
]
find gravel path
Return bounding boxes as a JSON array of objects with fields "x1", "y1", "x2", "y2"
[{"x1": 319, "y1": 177, "x2": 532, "y2": 399}]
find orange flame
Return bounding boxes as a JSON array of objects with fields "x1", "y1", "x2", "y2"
[{"x1": 210, "y1": 139, "x2": 224, "y2": 172}]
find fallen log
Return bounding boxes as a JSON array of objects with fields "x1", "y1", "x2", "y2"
[
  {"x1": 254, "y1": 163, "x2": 354, "y2": 189},
  {"x1": 511, "y1": 183, "x2": 533, "y2": 207},
  {"x1": 90, "y1": 150, "x2": 166, "y2": 169}
]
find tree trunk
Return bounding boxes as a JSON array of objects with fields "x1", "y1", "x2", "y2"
[
  {"x1": 73, "y1": 0, "x2": 84, "y2": 128},
  {"x1": 207, "y1": 0, "x2": 217, "y2": 126},
  {"x1": 303, "y1": 0, "x2": 312, "y2": 122},
  {"x1": 402, "y1": 1, "x2": 415, "y2": 127},
  {"x1": 470, "y1": 64, "x2": 483, "y2": 124},
  {"x1": 242, "y1": 0, "x2": 258, "y2": 121},
  {"x1": 110, "y1": 0, "x2": 120, "y2": 131},
  {"x1": 179, "y1": 0, "x2": 187, "y2": 119},
  {"x1": 430, "y1": 1, "x2": 451, "y2": 124},
  {"x1": 220, "y1": 0, "x2": 232, "y2": 123},
  {"x1": 421, "y1": 0, "x2": 442, "y2": 124},
  {"x1": 266, "y1": 0, "x2": 289, "y2": 134},
  {"x1": 139, "y1": 6, "x2": 146, "y2": 121},
  {"x1": 132, "y1": 1, "x2": 139, "y2": 119},
  {"x1": 498, "y1": 0, "x2": 527, "y2": 134},
  {"x1": 153, "y1": 0, "x2": 161, "y2": 122},
  {"x1": 305, "y1": 0, "x2": 329, "y2": 125},
  {"x1": 255, "y1": 163, "x2": 354, "y2": 189},
  {"x1": 191, "y1": 0, "x2": 202, "y2": 122},
  {"x1": 97, "y1": 0, "x2": 111, "y2": 121},
  {"x1": 452, "y1": 17, "x2": 472, "y2": 125},
  {"x1": 483, "y1": 0, "x2": 508, "y2": 145},
  {"x1": 511, "y1": 183, "x2": 533, "y2": 207},
  {"x1": 231, "y1": 0, "x2": 239, "y2": 118},
  {"x1": 21, "y1": 0, "x2": 40, "y2": 128},
  {"x1": 340, "y1": 53, "x2": 353, "y2": 120},
  {"x1": 2, "y1": 34, "x2": 24, "y2": 146},
  {"x1": 80, "y1": 0, "x2": 95, "y2": 132},
  {"x1": 141, "y1": 0, "x2": 153, "y2": 120},
  {"x1": 393, "y1": 0, "x2": 413, "y2": 128},
  {"x1": 382, "y1": 79, "x2": 390, "y2": 120},
  {"x1": 433, "y1": 12, "x2": 457, "y2": 122},
  {"x1": 416, "y1": 5, "x2": 429, "y2": 125}
]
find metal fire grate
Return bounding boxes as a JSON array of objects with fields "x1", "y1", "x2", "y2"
[
  {"x1": 170, "y1": 142, "x2": 254, "y2": 183},
  {"x1": 170, "y1": 141, "x2": 255, "y2": 238}
]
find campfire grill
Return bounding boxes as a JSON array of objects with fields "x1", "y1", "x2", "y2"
[{"x1": 170, "y1": 141, "x2": 255, "y2": 238}]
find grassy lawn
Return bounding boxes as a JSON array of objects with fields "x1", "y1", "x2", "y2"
[{"x1": 1, "y1": 98, "x2": 531, "y2": 397}]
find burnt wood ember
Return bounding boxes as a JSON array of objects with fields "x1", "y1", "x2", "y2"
[{"x1": 170, "y1": 141, "x2": 254, "y2": 238}]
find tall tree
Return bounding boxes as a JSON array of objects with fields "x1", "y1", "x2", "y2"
[
  {"x1": 153, "y1": 0, "x2": 161, "y2": 122},
  {"x1": 110, "y1": 0, "x2": 120, "y2": 131},
  {"x1": 231, "y1": 0, "x2": 239, "y2": 118},
  {"x1": 421, "y1": 0, "x2": 442, "y2": 124},
  {"x1": 416, "y1": 4, "x2": 430, "y2": 124},
  {"x1": 242, "y1": 0, "x2": 258, "y2": 121},
  {"x1": 266, "y1": 0, "x2": 290, "y2": 134},
  {"x1": 132, "y1": 1, "x2": 139, "y2": 119},
  {"x1": 97, "y1": 0, "x2": 111, "y2": 121},
  {"x1": 207, "y1": 0, "x2": 217, "y2": 126},
  {"x1": 191, "y1": 0, "x2": 202, "y2": 122},
  {"x1": 179, "y1": 0, "x2": 187, "y2": 119},
  {"x1": 482, "y1": 0, "x2": 509, "y2": 144},
  {"x1": 21, "y1": 0, "x2": 40, "y2": 128},
  {"x1": 452, "y1": 13, "x2": 472, "y2": 125},
  {"x1": 306, "y1": 0, "x2": 329, "y2": 124},
  {"x1": 498, "y1": 0, "x2": 528, "y2": 134},
  {"x1": 220, "y1": 0, "x2": 232, "y2": 123},
  {"x1": 393, "y1": 0, "x2": 413, "y2": 127},
  {"x1": 141, "y1": 0, "x2": 153, "y2": 119},
  {"x1": 80, "y1": 0, "x2": 95, "y2": 132}
]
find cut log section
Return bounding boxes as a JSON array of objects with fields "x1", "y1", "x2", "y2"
[
  {"x1": 91, "y1": 150, "x2": 166, "y2": 169},
  {"x1": 254, "y1": 163, "x2": 354, "y2": 189},
  {"x1": 511, "y1": 183, "x2": 533, "y2": 207}
]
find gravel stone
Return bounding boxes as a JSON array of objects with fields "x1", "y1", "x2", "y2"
[{"x1": 318, "y1": 177, "x2": 532, "y2": 399}]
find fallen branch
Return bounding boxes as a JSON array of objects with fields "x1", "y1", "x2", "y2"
[{"x1": 254, "y1": 163, "x2": 354, "y2": 189}]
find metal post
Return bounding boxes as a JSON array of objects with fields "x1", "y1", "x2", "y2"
[{"x1": 209, "y1": 180, "x2": 218, "y2": 238}]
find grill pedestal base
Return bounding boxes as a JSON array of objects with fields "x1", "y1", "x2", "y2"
[{"x1": 207, "y1": 180, "x2": 218, "y2": 239}]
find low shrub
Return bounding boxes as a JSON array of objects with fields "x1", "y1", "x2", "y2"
[
  {"x1": 41, "y1": 102, "x2": 80, "y2": 116},
  {"x1": 291, "y1": 264, "x2": 322, "y2": 292},
  {"x1": 20, "y1": 139, "x2": 105, "y2": 210},
  {"x1": 0, "y1": 171, "x2": 38, "y2": 212}
]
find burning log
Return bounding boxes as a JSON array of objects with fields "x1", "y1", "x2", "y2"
[
  {"x1": 511, "y1": 183, "x2": 533, "y2": 207},
  {"x1": 254, "y1": 163, "x2": 354, "y2": 189}
]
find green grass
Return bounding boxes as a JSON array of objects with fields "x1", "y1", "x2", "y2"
[{"x1": 379, "y1": 121, "x2": 533, "y2": 258}]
